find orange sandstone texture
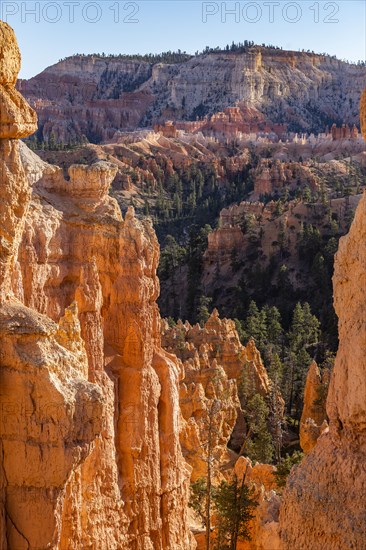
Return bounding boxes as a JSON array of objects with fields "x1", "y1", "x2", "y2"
[
  {"x1": 0, "y1": 23, "x2": 105, "y2": 550},
  {"x1": 162, "y1": 311, "x2": 272, "y2": 476},
  {"x1": 0, "y1": 22, "x2": 37, "y2": 139},
  {"x1": 279, "y1": 94, "x2": 366, "y2": 547},
  {"x1": 1, "y1": 22, "x2": 194, "y2": 549},
  {"x1": 14, "y1": 105, "x2": 193, "y2": 550},
  {"x1": 299, "y1": 361, "x2": 328, "y2": 454},
  {"x1": 162, "y1": 310, "x2": 282, "y2": 549}
]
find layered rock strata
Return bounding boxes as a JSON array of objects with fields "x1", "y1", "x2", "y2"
[
  {"x1": 18, "y1": 49, "x2": 366, "y2": 142},
  {"x1": 0, "y1": 22, "x2": 193, "y2": 549},
  {"x1": 361, "y1": 87, "x2": 366, "y2": 138}
]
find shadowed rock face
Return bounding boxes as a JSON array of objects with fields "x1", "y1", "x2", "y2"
[
  {"x1": 0, "y1": 22, "x2": 194, "y2": 549},
  {"x1": 361, "y1": 88, "x2": 366, "y2": 138},
  {"x1": 279, "y1": 92, "x2": 366, "y2": 549}
]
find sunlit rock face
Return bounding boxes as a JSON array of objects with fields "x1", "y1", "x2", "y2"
[
  {"x1": 162, "y1": 310, "x2": 283, "y2": 477},
  {"x1": 0, "y1": 21, "x2": 194, "y2": 549}
]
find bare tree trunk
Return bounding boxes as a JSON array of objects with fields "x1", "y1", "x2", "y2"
[{"x1": 206, "y1": 409, "x2": 213, "y2": 550}]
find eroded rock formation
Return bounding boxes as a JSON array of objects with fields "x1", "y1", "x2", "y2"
[
  {"x1": 234, "y1": 457, "x2": 281, "y2": 550},
  {"x1": 0, "y1": 22, "x2": 105, "y2": 549},
  {"x1": 299, "y1": 361, "x2": 328, "y2": 454},
  {"x1": 0, "y1": 22, "x2": 193, "y2": 549},
  {"x1": 279, "y1": 190, "x2": 366, "y2": 545},
  {"x1": 162, "y1": 310, "x2": 272, "y2": 478}
]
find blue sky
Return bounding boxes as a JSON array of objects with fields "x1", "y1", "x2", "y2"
[{"x1": 2, "y1": 0, "x2": 365, "y2": 78}]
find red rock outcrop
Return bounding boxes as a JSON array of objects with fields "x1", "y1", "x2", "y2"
[
  {"x1": 299, "y1": 361, "x2": 329, "y2": 454},
  {"x1": 279, "y1": 188, "x2": 366, "y2": 546},
  {"x1": 1, "y1": 22, "x2": 194, "y2": 549},
  {"x1": 252, "y1": 159, "x2": 318, "y2": 199}
]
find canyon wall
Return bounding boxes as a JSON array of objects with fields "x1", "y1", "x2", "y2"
[
  {"x1": 279, "y1": 192, "x2": 366, "y2": 545},
  {"x1": 18, "y1": 50, "x2": 366, "y2": 142},
  {"x1": 0, "y1": 22, "x2": 194, "y2": 549}
]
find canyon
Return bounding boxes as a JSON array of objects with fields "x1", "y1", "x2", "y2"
[
  {"x1": 1, "y1": 18, "x2": 366, "y2": 550},
  {"x1": 279, "y1": 188, "x2": 366, "y2": 549}
]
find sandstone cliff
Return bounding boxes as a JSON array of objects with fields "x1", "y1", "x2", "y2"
[
  {"x1": 18, "y1": 49, "x2": 366, "y2": 143},
  {"x1": 0, "y1": 22, "x2": 194, "y2": 549},
  {"x1": 279, "y1": 192, "x2": 366, "y2": 546}
]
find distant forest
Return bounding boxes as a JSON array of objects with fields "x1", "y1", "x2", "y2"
[{"x1": 60, "y1": 41, "x2": 366, "y2": 66}]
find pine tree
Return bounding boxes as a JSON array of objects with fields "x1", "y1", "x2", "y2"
[
  {"x1": 189, "y1": 398, "x2": 223, "y2": 550},
  {"x1": 197, "y1": 295, "x2": 212, "y2": 327},
  {"x1": 274, "y1": 451, "x2": 303, "y2": 490},
  {"x1": 244, "y1": 301, "x2": 267, "y2": 351},
  {"x1": 240, "y1": 393, "x2": 274, "y2": 463},
  {"x1": 265, "y1": 306, "x2": 283, "y2": 354},
  {"x1": 213, "y1": 472, "x2": 257, "y2": 549},
  {"x1": 284, "y1": 302, "x2": 320, "y2": 416}
]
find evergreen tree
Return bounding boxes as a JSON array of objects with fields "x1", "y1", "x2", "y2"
[
  {"x1": 158, "y1": 235, "x2": 186, "y2": 281},
  {"x1": 241, "y1": 393, "x2": 274, "y2": 463},
  {"x1": 189, "y1": 398, "x2": 222, "y2": 550},
  {"x1": 213, "y1": 473, "x2": 257, "y2": 549},
  {"x1": 265, "y1": 306, "x2": 283, "y2": 354},
  {"x1": 274, "y1": 451, "x2": 303, "y2": 490},
  {"x1": 190, "y1": 478, "x2": 208, "y2": 526},
  {"x1": 243, "y1": 301, "x2": 267, "y2": 352},
  {"x1": 197, "y1": 295, "x2": 212, "y2": 327}
]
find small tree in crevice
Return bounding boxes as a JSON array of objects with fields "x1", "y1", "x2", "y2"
[{"x1": 213, "y1": 469, "x2": 258, "y2": 550}]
